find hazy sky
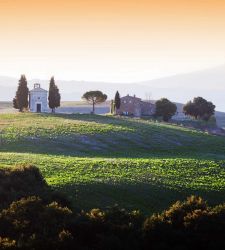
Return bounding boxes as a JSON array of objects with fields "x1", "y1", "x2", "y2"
[{"x1": 0, "y1": 0, "x2": 224, "y2": 82}]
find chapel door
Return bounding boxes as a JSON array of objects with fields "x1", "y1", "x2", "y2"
[{"x1": 36, "y1": 104, "x2": 41, "y2": 113}]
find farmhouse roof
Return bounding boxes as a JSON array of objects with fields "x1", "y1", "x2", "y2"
[
  {"x1": 121, "y1": 95, "x2": 141, "y2": 101},
  {"x1": 121, "y1": 95, "x2": 154, "y2": 104}
]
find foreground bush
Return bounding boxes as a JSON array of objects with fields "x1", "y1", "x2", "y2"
[
  {"x1": 0, "y1": 165, "x2": 70, "y2": 210},
  {"x1": 0, "y1": 196, "x2": 143, "y2": 250},
  {"x1": 1, "y1": 165, "x2": 225, "y2": 249},
  {"x1": 0, "y1": 197, "x2": 72, "y2": 249},
  {"x1": 70, "y1": 206, "x2": 144, "y2": 250},
  {"x1": 143, "y1": 196, "x2": 225, "y2": 249}
]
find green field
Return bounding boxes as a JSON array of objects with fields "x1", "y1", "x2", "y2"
[{"x1": 0, "y1": 113, "x2": 225, "y2": 213}]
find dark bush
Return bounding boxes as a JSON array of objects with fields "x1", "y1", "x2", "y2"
[
  {"x1": 143, "y1": 196, "x2": 225, "y2": 250},
  {"x1": 0, "y1": 196, "x2": 73, "y2": 249},
  {"x1": 1, "y1": 166, "x2": 225, "y2": 250},
  {"x1": 74, "y1": 206, "x2": 144, "y2": 250},
  {"x1": 0, "y1": 165, "x2": 70, "y2": 210}
]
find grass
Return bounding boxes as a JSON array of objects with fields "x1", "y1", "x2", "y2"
[
  {"x1": 1, "y1": 113, "x2": 225, "y2": 158},
  {"x1": 0, "y1": 101, "x2": 14, "y2": 114},
  {"x1": 0, "y1": 112, "x2": 225, "y2": 213}
]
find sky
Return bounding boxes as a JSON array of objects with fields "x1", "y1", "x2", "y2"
[{"x1": 0, "y1": 0, "x2": 225, "y2": 82}]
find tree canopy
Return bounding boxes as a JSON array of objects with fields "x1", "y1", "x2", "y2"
[
  {"x1": 48, "y1": 77, "x2": 61, "y2": 113},
  {"x1": 155, "y1": 98, "x2": 177, "y2": 122},
  {"x1": 82, "y1": 91, "x2": 107, "y2": 114},
  {"x1": 13, "y1": 75, "x2": 29, "y2": 112},
  {"x1": 183, "y1": 97, "x2": 215, "y2": 121}
]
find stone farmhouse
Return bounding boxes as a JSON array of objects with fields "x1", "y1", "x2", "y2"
[
  {"x1": 29, "y1": 83, "x2": 48, "y2": 113},
  {"x1": 115, "y1": 94, "x2": 155, "y2": 117}
]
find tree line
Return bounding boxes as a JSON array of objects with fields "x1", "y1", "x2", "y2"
[
  {"x1": 13, "y1": 75, "x2": 216, "y2": 122},
  {"x1": 13, "y1": 75, "x2": 61, "y2": 113},
  {"x1": 111, "y1": 91, "x2": 215, "y2": 122}
]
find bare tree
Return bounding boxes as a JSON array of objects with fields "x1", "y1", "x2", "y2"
[{"x1": 145, "y1": 92, "x2": 152, "y2": 102}]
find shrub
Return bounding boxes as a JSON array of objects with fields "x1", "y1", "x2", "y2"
[
  {"x1": 0, "y1": 237, "x2": 16, "y2": 249},
  {"x1": 0, "y1": 196, "x2": 73, "y2": 249},
  {"x1": 143, "y1": 196, "x2": 225, "y2": 250},
  {"x1": 1, "y1": 166, "x2": 225, "y2": 249},
  {"x1": 0, "y1": 165, "x2": 70, "y2": 210}
]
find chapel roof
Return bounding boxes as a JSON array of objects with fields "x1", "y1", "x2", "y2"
[{"x1": 30, "y1": 83, "x2": 48, "y2": 92}]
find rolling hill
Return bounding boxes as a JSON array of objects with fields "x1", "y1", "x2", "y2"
[{"x1": 0, "y1": 113, "x2": 225, "y2": 213}]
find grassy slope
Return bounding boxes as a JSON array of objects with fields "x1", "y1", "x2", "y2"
[{"x1": 0, "y1": 113, "x2": 225, "y2": 213}]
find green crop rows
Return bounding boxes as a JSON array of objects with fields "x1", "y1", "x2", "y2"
[{"x1": 0, "y1": 113, "x2": 225, "y2": 213}]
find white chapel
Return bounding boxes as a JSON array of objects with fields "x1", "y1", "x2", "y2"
[{"x1": 29, "y1": 83, "x2": 48, "y2": 113}]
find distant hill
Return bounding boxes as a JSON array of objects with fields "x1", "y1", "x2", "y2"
[
  {"x1": 139, "y1": 65, "x2": 225, "y2": 111},
  {"x1": 0, "y1": 64, "x2": 224, "y2": 110}
]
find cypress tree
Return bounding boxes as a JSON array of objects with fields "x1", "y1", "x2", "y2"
[
  {"x1": 110, "y1": 100, "x2": 115, "y2": 114},
  {"x1": 114, "y1": 91, "x2": 121, "y2": 113},
  {"x1": 13, "y1": 75, "x2": 29, "y2": 112},
  {"x1": 48, "y1": 77, "x2": 61, "y2": 113},
  {"x1": 13, "y1": 98, "x2": 18, "y2": 109}
]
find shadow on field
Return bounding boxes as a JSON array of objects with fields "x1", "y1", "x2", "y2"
[
  {"x1": 1, "y1": 113, "x2": 225, "y2": 160},
  {"x1": 1, "y1": 139, "x2": 224, "y2": 160},
  {"x1": 46, "y1": 113, "x2": 169, "y2": 131},
  {"x1": 1, "y1": 141, "x2": 220, "y2": 160},
  {"x1": 56, "y1": 182, "x2": 225, "y2": 214},
  {"x1": 48, "y1": 113, "x2": 186, "y2": 131}
]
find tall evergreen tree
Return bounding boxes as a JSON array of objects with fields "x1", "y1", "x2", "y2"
[
  {"x1": 114, "y1": 91, "x2": 121, "y2": 113},
  {"x1": 48, "y1": 77, "x2": 61, "y2": 113},
  {"x1": 110, "y1": 100, "x2": 115, "y2": 114},
  {"x1": 13, "y1": 75, "x2": 29, "y2": 112},
  {"x1": 13, "y1": 98, "x2": 18, "y2": 110}
]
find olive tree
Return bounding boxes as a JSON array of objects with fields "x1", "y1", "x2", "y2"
[
  {"x1": 183, "y1": 97, "x2": 215, "y2": 121},
  {"x1": 155, "y1": 98, "x2": 177, "y2": 122}
]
